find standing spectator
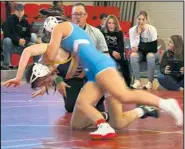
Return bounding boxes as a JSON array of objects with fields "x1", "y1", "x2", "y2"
[
  {"x1": 129, "y1": 11, "x2": 158, "y2": 90},
  {"x1": 158, "y1": 35, "x2": 184, "y2": 91},
  {"x1": 96, "y1": 13, "x2": 108, "y2": 31},
  {"x1": 101, "y1": 15, "x2": 131, "y2": 87},
  {"x1": 2, "y1": 3, "x2": 40, "y2": 70}
]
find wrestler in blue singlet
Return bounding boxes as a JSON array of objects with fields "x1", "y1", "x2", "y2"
[{"x1": 60, "y1": 22, "x2": 116, "y2": 82}]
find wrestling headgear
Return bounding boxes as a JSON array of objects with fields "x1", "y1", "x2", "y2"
[{"x1": 30, "y1": 63, "x2": 51, "y2": 83}]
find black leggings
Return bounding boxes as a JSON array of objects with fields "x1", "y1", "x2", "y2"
[
  {"x1": 116, "y1": 59, "x2": 131, "y2": 87},
  {"x1": 64, "y1": 78, "x2": 105, "y2": 113}
]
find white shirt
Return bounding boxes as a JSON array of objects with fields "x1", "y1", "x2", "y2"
[
  {"x1": 85, "y1": 24, "x2": 108, "y2": 53},
  {"x1": 129, "y1": 24, "x2": 157, "y2": 48}
]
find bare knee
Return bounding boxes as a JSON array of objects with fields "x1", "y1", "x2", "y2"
[{"x1": 109, "y1": 119, "x2": 128, "y2": 130}]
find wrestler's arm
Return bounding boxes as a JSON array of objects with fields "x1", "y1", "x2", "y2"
[
  {"x1": 45, "y1": 24, "x2": 64, "y2": 61},
  {"x1": 16, "y1": 44, "x2": 48, "y2": 81}
]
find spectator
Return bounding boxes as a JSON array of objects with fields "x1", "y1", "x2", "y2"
[
  {"x1": 96, "y1": 13, "x2": 108, "y2": 31},
  {"x1": 158, "y1": 35, "x2": 184, "y2": 91},
  {"x1": 129, "y1": 10, "x2": 158, "y2": 90},
  {"x1": 2, "y1": 3, "x2": 40, "y2": 70},
  {"x1": 101, "y1": 15, "x2": 131, "y2": 87}
]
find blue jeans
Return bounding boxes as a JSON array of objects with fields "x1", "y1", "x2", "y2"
[
  {"x1": 2, "y1": 33, "x2": 40, "y2": 66},
  {"x1": 130, "y1": 52, "x2": 159, "y2": 82},
  {"x1": 157, "y1": 72, "x2": 184, "y2": 90}
]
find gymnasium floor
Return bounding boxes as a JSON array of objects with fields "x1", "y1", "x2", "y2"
[{"x1": 1, "y1": 84, "x2": 183, "y2": 149}]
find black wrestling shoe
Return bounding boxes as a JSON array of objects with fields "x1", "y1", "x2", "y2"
[
  {"x1": 101, "y1": 111, "x2": 110, "y2": 122},
  {"x1": 139, "y1": 105, "x2": 159, "y2": 119}
]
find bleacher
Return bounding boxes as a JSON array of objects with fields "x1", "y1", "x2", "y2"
[{"x1": 1, "y1": 2, "x2": 132, "y2": 67}]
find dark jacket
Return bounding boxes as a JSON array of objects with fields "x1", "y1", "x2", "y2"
[
  {"x1": 160, "y1": 50, "x2": 184, "y2": 80},
  {"x1": 96, "y1": 25, "x2": 103, "y2": 31},
  {"x1": 102, "y1": 30, "x2": 125, "y2": 60},
  {"x1": 3, "y1": 14, "x2": 31, "y2": 45}
]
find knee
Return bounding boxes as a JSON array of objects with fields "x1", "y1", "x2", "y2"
[
  {"x1": 157, "y1": 72, "x2": 170, "y2": 84},
  {"x1": 3, "y1": 38, "x2": 13, "y2": 46},
  {"x1": 111, "y1": 122, "x2": 124, "y2": 130},
  {"x1": 130, "y1": 52, "x2": 139, "y2": 62},
  {"x1": 30, "y1": 33, "x2": 38, "y2": 43},
  {"x1": 146, "y1": 53, "x2": 155, "y2": 61},
  {"x1": 157, "y1": 72, "x2": 165, "y2": 80},
  {"x1": 70, "y1": 120, "x2": 84, "y2": 130}
]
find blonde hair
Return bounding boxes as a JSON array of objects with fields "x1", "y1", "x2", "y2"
[{"x1": 103, "y1": 15, "x2": 122, "y2": 33}]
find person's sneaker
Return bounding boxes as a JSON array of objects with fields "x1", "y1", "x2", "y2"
[
  {"x1": 139, "y1": 105, "x2": 159, "y2": 119},
  {"x1": 101, "y1": 111, "x2": 109, "y2": 122},
  {"x1": 164, "y1": 98, "x2": 183, "y2": 127},
  {"x1": 89, "y1": 123, "x2": 116, "y2": 139},
  {"x1": 143, "y1": 81, "x2": 153, "y2": 90},
  {"x1": 130, "y1": 80, "x2": 142, "y2": 89}
]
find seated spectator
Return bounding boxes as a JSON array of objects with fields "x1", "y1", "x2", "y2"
[
  {"x1": 158, "y1": 35, "x2": 184, "y2": 91},
  {"x1": 129, "y1": 10, "x2": 158, "y2": 90},
  {"x1": 96, "y1": 13, "x2": 108, "y2": 31},
  {"x1": 1, "y1": 3, "x2": 40, "y2": 70},
  {"x1": 39, "y1": 1, "x2": 64, "y2": 17},
  {"x1": 101, "y1": 15, "x2": 131, "y2": 87}
]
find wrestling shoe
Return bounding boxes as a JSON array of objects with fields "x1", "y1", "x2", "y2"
[
  {"x1": 139, "y1": 105, "x2": 159, "y2": 119},
  {"x1": 163, "y1": 98, "x2": 183, "y2": 127},
  {"x1": 89, "y1": 123, "x2": 116, "y2": 139}
]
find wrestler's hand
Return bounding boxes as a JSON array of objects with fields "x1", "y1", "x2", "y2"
[
  {"x1": 32, "y1": 86, "x2": 47, "y2": 98},
  {"x1": 57, "y1": 82, "x2": 71, "y2": 97},
  {"x1": 3, "y1": 78, "x2": 20, "y2": 87}
]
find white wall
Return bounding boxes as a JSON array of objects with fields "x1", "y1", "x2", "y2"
[{"x1": 135, "y1": 2, "x2": 183, "y2": 45}]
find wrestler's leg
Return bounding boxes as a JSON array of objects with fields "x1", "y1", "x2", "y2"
[
  {"x1": 96, "y1": 68, "x2": 183, "y2": 126},
  {"x1": 106, "y1": 95, "x2": 158, "y2": 130},
  {"x1": 70, "y1": 81, "x2": 104, "y2": 129}
]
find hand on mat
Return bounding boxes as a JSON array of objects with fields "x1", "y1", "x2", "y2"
[
  {"x1": 112, "y1": 51, "x2": 121, "y2": 60},
  {"x1": 57, "y1": 82, "x2": 71, "y2": 97},
  {"x1": 3, "y1": 78, "x2": 20, "y2": 87},
  {"x1": 32, "y1": 86, "x2": 47, "y2": 98},
  {"x1": 180, "y1": 67, "x2": 184, "y2": 74},
  {"x1": 164, "y1": 65, "x2": 171, "y2": 74}
]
